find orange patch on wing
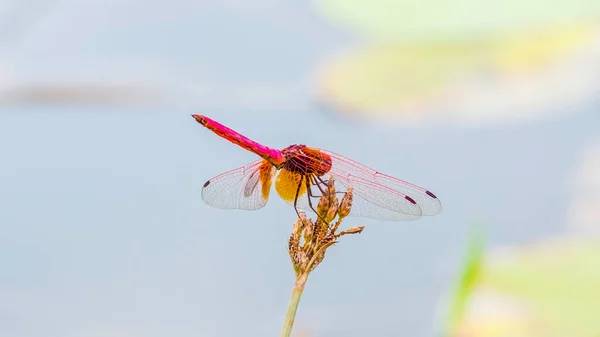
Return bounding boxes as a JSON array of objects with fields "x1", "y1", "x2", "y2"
[
  {"x1": 258, "y1": 160, "x2": 274, "y2": 200},
  {"x1": 275, "y1": 169, "x2": 307, "y2": 202}
]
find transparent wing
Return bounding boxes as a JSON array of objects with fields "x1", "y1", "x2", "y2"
[
  {"x1": 279, "y1": 173, "x2": 423, "y2": 221},
  {"x1": 320, "y1": 149, "x2": 442, "y2": 217},
  {"x1": 201, "y1": 159, "x2": 275, "y2": 210},
  {"x1": 341, "y1": 175, "x2": 423, "y2": 221}
]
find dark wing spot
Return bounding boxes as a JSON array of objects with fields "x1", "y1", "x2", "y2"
[
  {"x1": 405, "y1": 196, "x2": 416, "y2": 204},
  {"x1": 203, "y1": 180, "x2": 211, "y2": 188},
  {"x1": 425, "y1": 190, "x2": 437, "y2": 199}
]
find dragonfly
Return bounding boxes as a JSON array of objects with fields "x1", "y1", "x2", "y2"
[{"x1": 192, "y1": 114, "x2": 442, "y2": 221}]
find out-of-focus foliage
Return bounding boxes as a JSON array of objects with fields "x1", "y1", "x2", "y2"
[
  {"x1": 316, "y1": 0, "x2": 600, "y2": 42},
  {"x1": 313, "y1": 0, "x2": 600, "y2": 126},
  {"x1": 441, "y1": 226, "x2": 485, "y2": 335},
  {"x1": 445, "y1": 237, "x2": 600, "y2": 337},
  {"x1": 317, "y1": 25, "x2": 598, "y2": 125}
]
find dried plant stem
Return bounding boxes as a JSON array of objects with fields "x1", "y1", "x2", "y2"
[
  {"x1": 280, "y1": 273, "x2": 308, "y2": 337},
  {"x1": 280, "y1": 178, "x2": 361, "y2": 337},
  {"x1": 280, "y1": 239, "x2": 335, "y2": 337}
]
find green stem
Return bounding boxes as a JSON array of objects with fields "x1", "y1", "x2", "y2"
[{"x1": 280, "y1": 273, "x2": 308, "y2": 337}]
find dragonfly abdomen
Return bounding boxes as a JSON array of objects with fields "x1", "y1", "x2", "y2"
[{"x1": 192, "y1": 114, "x2": 285, "y2": 167}]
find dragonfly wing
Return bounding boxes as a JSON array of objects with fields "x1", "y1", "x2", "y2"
[
  {"x1": 371, "y1": 173, "x2": 442, "y2": 216},
  {"x1": 275, "y1": 171, "x2": 421, "y2": 221},
  {"x1": 201, "y1": 159, "x2": 275, "y2": 210},
  {"x1": 320, "y1": 149, "x2": 442, "y2": 217},
  {"x1": 334, "y1": 175, "x2": 423, "y2": 221}
]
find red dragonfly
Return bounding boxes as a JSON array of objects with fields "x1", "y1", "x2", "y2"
[{"x1": 192, "y1": 115, "x2": 442, "y2": 221}]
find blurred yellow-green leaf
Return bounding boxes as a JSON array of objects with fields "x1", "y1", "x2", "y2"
[
  {"x1": 448, "y1": 238, "x2": 600, "y2": 337},
  {"x1": 315, "y1": 0, "x2": 600, "y2": 42},
  {"x1": 316, "y1": 25, "x2": 596, "y2": 125},
  {"x1": 443, "y1": 226, "x2": 485, "y2": 335}
]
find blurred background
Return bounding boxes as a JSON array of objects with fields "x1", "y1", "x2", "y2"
[{"x1": 1, "y1": 0, "x2": 599, "y2": 336}]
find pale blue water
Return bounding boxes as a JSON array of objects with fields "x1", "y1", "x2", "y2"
[{"x1": 1, "y1": 107, "x2": 598, "y2": 337}]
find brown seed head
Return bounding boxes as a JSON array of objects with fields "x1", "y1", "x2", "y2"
[
  {"x1": 316, "y1": 193, "x2": 330, "y2": 219},
  {"x1": 326, "y1": 177, "x2": 337, "y2": 202},
  {"x1": 344, "y1": 226, "x2": 365, "y2": 235},
  {"x1": 289, "y1": 216, "x2": 302, "y2": 257},
  {"x1": 325, "y1": 198, "x2": 339, "y2": 223},
  {"x1": 287, "y1": 177, "x2": 363, "y2": 277},
  {"x1": 336, "y1": 225, "x2": 365, "y2": 239},
  {"x1": 303, "y1": 218, "x2": 314, "y2": 245},
  {"x1": 314, "y1": 217, "x2": 329, "y2": 244},
  {"x1": 338, "y1": 188, "x2": 353, "y2": 219}
]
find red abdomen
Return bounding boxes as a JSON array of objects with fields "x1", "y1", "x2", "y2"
[{"x1": 192, "y1": 114, "x2": 285, "y2": 167}]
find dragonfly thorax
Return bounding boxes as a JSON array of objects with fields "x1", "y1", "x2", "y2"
[{"x1": 281, "y1": 144, "x2": 332, "y2": 177}]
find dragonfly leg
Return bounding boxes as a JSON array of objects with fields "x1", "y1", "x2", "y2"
[
  {"x1": 292, "y1": 177, "x2": 303, "y2": 219},
  {"x1": 291, "y1": 175, "x2": 329, "y2": 223},
  {"x1": 314, "y1": 175, "x2": 327, "y2": 194},
  {"x1": 311, "y1": 175, "x2": 345, "y2": 198},
  {"x1": 305, "y1": 178, "x2": 329, "y2": 224}
]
